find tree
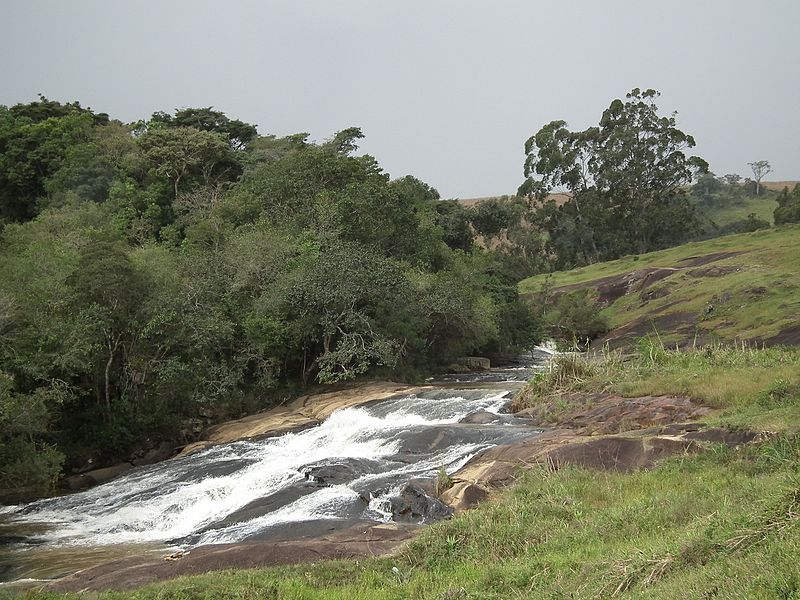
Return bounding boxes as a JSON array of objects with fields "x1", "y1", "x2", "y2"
[
  {"x1": 774, "y1": 184, "x2": 800, "y2": 225},
  {"x1": 519, "y1": 88, "x2": 708, "y2": 264},
  {"x1": 137, "y1": 127, "x2": 232, "y2": 197},
  {"x1": 692, "y1": 172, "x2": 723, "y2": 204},
  {"x1": 67, "y1": 238, "x2": 147, "y2": 422},
  {"x1": 748, "y1": 160, "x2": 772, "y2": 196},
  {"x1": 146, "y1": 107, "x2": 257, "y2": 150},
  {"x1": 469, "y1": 196, "x2": 525, "y2": 239},
  {"x1": 434, "y1": 200, "x2": 474, "y2": 251},
  {"x1": 0, "y1": 106, "x2": 95, "y2": 222}
]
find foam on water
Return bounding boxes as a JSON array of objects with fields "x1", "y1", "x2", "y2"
[{"x1": 5, "y1": 388, "x2": 524, "y2": 548}]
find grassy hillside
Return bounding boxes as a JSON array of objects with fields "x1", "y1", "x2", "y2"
[
  {"x1": 697, "y1": 193, "x2": 778, "y2": 227},
  {"x1": 26, "y1": 345, "x2": 800, "y2": 599},
  {"x1": 519, "y1": 225, "x2": 800, "y2": 349}
]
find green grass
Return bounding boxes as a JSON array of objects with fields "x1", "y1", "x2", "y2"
[
  {"x1": 697, "y1": 193, "x2": 779, "y2": 228},
  {"x1": 22, "y1": 345, "x2": 800, "y2": 599},
  {"x1": 515, "y1": 342, "x2": 800, "y2": 432},
  {"x1": 519, "y1": 225, "x2": 800, "y2": 345}
]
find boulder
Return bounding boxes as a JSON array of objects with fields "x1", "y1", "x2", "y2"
[
  {"x1": 131, "y1": 441, "x2": 175, "y2": 467},
  {"x1": 302, "y1": 458, "x2": 381, "y2": 486},
  {"x1": 390, "y1": 484, "x2": 453, "y2": 523},
  {"x1": 64, "y1": 463, "x2": 133, "y2": 490},
  {"x1": 463, "y1": 357, "x2": 491, "y2": 371},
  {"x1": 459, "y1": 410, "x2": 502, "y2": 425},
  {"x1": 440, "y1": 482, "x2": 490, "y2": 512}
]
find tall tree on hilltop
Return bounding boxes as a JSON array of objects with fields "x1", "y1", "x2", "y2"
[
  {"x1": 748, "y1": 160, "x2": 772, "y2": 196},
  {"x1": 519, "y1": 88, "x2": 708, "y2": 265},
  {"x1": 142, "y1": 107, "x2": 257, "y2": 150}
]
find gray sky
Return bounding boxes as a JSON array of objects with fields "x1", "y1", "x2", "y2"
[{"x1": 2, "y1": 1, "x2": 799, "y2": 198}]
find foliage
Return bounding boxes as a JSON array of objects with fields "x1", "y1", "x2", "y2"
[
  {"x1": 519, "y1": 88, "x2": 708, "y2": 268},
  {"x1": 543, "y1": 289, "x2": 609, "y2": 350},
  {"x1": 145, "y1": 106, "x2": 257, "y2": 150},
  {"x1": 0, "y1": 97, "x2": 542, "y2": 492},
  {"x1": 774, "y1": 184, "x2": 800, "y2": 225},
  {"x1": 715, "y1": 212, "x2": 770, "y2": 235}
]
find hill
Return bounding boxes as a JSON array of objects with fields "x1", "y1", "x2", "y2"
[{"x1": 519, "y1": 225, "x2": 800, "y2": 349}]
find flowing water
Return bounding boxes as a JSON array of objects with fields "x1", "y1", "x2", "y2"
[{"x1": 0, "y1": 349, "x2": 553, "y2": 588}]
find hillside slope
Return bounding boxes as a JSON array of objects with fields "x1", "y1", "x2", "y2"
[{"x1": 519, "y1": 225, "x2": 800, "y2": 349}]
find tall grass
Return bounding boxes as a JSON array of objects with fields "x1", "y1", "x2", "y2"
[{"x1": 514, "y1": 338, "x2": 800, "y2": 423}]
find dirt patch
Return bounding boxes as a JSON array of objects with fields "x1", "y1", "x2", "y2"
[
  {"x1": 515, "y1": 393, "x2": 712, "y2": 435},
  {"x1": 639, "y1": 283, "x2": 675, "y2": 303},
  {"x1": 45, "y1": 523, "x2": 418, "y2": 593},
  {"x1": 763, "y1": 324, "x2": 800, "y2": 347},
  {"x1": 593, "y1": 310, "x2": 698, "y2": 350},
  {"x1": 551, "y1": 267, "x2": 679, "y2": 306},
  {"x1": 688, "y1": 265, "x2": 743, "y2": 278},
  {"x1": 677, "y1": 250, "x2": 748, "y2": 268}
]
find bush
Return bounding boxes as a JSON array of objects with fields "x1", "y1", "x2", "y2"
[
  {"x1": 774, "y1": 185, "x2": 800, "y2": 225},
  {"x1": 545, "y1": 290, "x2": 609, "y2": 350},
  {"x1": 716, "y1": 213, "x2": 771, "y2": 235}
]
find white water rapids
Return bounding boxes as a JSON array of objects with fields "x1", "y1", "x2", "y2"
[{"x1": 0, "y1": 349, "x2": 553, "y2": 584}]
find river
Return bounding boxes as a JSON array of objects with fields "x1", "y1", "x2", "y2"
[{"x1": 0, "y1": 348, "x2": 553, "y2": 590}]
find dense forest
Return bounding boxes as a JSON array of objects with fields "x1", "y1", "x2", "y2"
[{"x1": 0, "y1": 98, "x2": 540, "y2": 495}]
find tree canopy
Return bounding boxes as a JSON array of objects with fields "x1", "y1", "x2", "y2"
[
  {"x1": 0, "y1": 97, "x2": 541, "y2": 496},
  {"x1": 518, "y1": 88, "x2": 708, "y2": 266}
]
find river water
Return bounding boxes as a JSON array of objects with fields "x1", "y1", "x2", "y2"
[{"x1": 0, "y1": 349, "x2": 553, "y2": 589}]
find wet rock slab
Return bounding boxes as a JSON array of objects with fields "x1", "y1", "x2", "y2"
[
  {"x1": 444, "y1": 393, "x2": 763, "y2": 512},
  {"x1": 44, "y1": 522, "x2": 419, "y2": 593}
]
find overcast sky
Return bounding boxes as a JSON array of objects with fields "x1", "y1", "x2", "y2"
[{"x1": 2, "y1": 1, "x2": 799, "y2": 198}]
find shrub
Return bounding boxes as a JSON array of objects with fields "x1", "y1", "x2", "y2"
[{"x1": 546, "y1": 289, "x2": 610, "y2": 350}]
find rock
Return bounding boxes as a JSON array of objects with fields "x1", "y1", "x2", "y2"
[
  {"x1": 390, "y1": 484, "x2": 453, "y2": 523},
  {"x1": 545, "y1": 436, "x2": 698, "y2": 472},
  {"x1": 131, "y1": 441, "x2": 175, "y2": 467},
  {"x1": 302, "y1": 458, "x2": 381, "y2": 486},
  {"x1": 515, "y1": 393, "x2": 712, "y2": 434},
  {"x1": 178, "y1": 382, "x2": 429, "y2": 456},
  {"x1": 683, "y1": 427, "x2": 762, "y2": 446},
  {"x1": 440, "y1": 482, "x2": 490, "y2": 512},
  {"x1": 45, "y1": 522, "x2": 419, "y2": 593},
  {"x1": 65, "y1": 463, "x2": 133, "y2": 490},
  {"x1": 459, "y1": 410, "x2": 501, "y2": 425},
  {"x1": 463, "y1": 357, "x2": 490, "y2": 371}
]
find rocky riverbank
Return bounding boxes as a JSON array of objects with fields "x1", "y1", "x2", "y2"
[{"x1": 37, "y1": 382, "x2": 772, "y2": 594}]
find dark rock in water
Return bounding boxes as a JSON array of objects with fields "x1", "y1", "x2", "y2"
[
  {"x1": 131, "y1": 441, "x2": 175, "y2": 467},
  {"x1": 459, "y1": 410, "x2": 502, "y2": 425},
  {"x1": 302, "y1": 458, "x2": 382, "y2": 486},
  {"x1": 63, "y1": 463, "x2": 133, "y2": 491},
  {"x1": 390, "y1": 484, "x2": 453, "y2": 522},
  {"x1": 396, "y1": 426, "x2": 488, "y2": 456}
]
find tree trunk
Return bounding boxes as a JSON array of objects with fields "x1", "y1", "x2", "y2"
[{"x1": 104, "y1": 334, "x2": 121, "y2": 423}]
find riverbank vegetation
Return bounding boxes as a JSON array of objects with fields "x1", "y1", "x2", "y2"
[
  {"x1": 24, "y1": 342, "x2": 800, "y2": 599},
  {"x1": 0, "y1": 99, "x2": 541, "y2": 497}
]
